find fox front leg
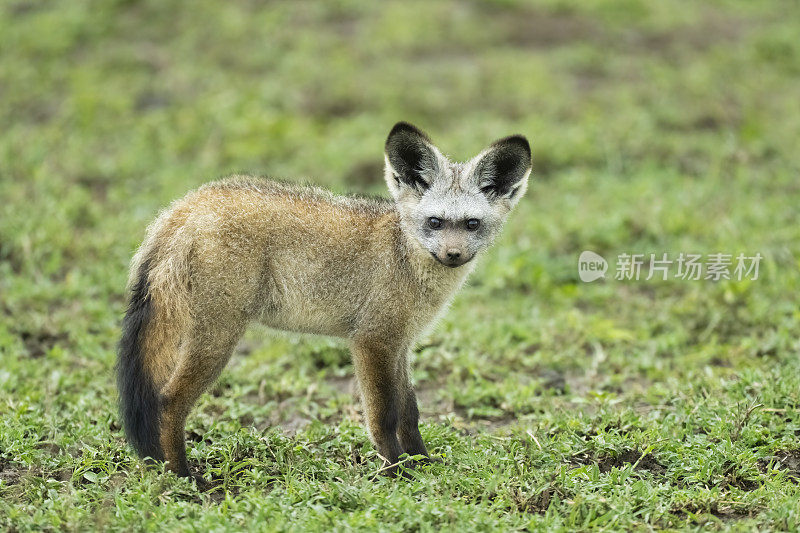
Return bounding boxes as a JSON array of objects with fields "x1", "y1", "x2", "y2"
[
  {"x1": 351, "y1": 338, "x2": 406, "y2": 476},
  {"x1": 396, "y1": 354, "x2": 429, "y2": 459}
]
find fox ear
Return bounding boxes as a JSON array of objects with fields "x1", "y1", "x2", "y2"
[
  {"x1": 473, "y1": 135, "x2": 531, "y2": 205},
  {"x1": 384, "y1": 122, "x2": 441, "y2": 197}
]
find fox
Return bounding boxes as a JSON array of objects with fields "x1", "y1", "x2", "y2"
[{"x1": 117, "y1": 122, "x2": 531, "y2": 478}]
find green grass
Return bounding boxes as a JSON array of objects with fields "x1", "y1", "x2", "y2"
[{"x1": 2, "y1": 0, "x2": 800, "y2": 530}]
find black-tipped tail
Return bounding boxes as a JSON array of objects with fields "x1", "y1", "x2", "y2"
[{"x1": 116, "y1": 259, "x2": 163, "y2": 461}]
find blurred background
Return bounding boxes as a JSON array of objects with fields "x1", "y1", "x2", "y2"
[
  {"x1": 2, "y1": 0, "x2": 799, "y2": 277},
  {"x1": 2, "y1": 0, "x2": 798, "y2": 360},
  {"x1": 1, "y1": 1, "x2": 800, "y2": 528}
]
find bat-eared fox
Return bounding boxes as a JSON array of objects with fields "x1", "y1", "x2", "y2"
[{"x1": 117, "y1": 122, "x2": 531, "y2": 478}]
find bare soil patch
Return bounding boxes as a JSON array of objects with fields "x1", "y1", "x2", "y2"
[{"x1": 572, "y1": 447, "x2": 667, "y2": 476}]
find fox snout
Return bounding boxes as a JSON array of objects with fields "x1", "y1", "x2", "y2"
[{"x1": 431, "y1": 247, "x2": 472, "y2": 268}]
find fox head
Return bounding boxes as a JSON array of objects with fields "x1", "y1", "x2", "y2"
[{"x1": 384, "y1": 122, "x2": 531, "y2": 268}]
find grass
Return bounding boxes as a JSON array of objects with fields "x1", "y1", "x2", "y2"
[{"x1": 1, "y1": 0, "x2": 800, "y2": 530}]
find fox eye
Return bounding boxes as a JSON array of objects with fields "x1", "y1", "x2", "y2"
[
  {"x1": 466, "y1": 219, "x2": 480, "y2": 231},
  {"x1": 428, "y1": 217, "x2": 443, "y2": 229}
]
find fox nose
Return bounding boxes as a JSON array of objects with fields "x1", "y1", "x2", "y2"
[{"x1": 433, "y1": 248, "x2": 470, "y2": 268}]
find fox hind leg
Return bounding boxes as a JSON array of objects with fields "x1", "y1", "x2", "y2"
[{"x1": 158, "y1": 315, "x2": 246, "y2": 477}]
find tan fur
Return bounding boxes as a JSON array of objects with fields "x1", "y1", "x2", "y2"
[
  {"x1": 122, "y1": 124, "x2": 530, "y2": 477},
  {"x1": 132, "y1": 177, "x2": 470, "y2": 475}
]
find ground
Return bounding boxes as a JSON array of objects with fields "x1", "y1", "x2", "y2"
[{"x1": 1, "y1": 0, "x2": 800, "y2": 531}]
